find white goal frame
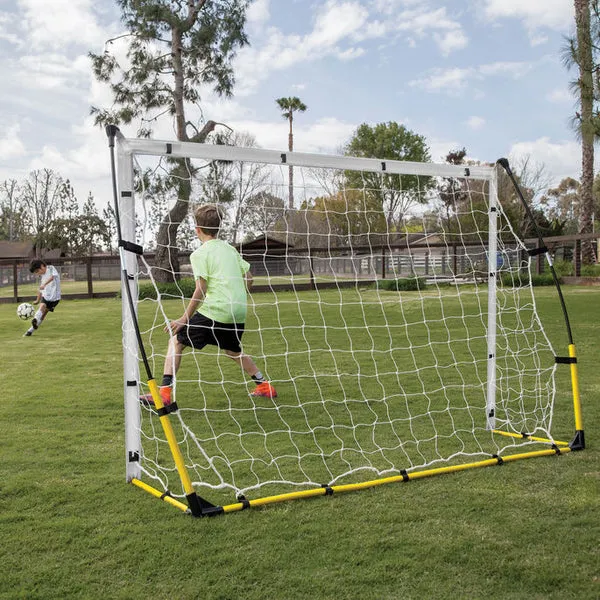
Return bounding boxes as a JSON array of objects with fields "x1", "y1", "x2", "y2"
[{"x1": 107, "y1": 127, "x2": 584, "y2": 517}]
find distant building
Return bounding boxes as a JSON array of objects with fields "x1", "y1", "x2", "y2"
[{"x1": 0, "y1": 241, "x2": 63, "y2": 262}]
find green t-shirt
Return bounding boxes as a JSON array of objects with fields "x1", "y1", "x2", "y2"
[{"x1": 190, "y1": 239, "x2": 251, "y2": 324}]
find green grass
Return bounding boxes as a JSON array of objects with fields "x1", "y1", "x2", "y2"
[{"x1": 1, "y1": 287, "x2": 599, "y2": 599}]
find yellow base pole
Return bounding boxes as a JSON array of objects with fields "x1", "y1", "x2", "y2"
[
  {"x1": 131, "y1": 478, "x2": 189, "y2": 513},
  {"x1": 146, "y1": 379, "x2": 211, "y2": 516},
  {"x1": 221, "y1": 446, "x2": 570, "y2": 514},
  {"x1": 491, "y1": 430, "x2": 569, "y2": 446},
  {"x1": 569, "y1": 344, "x2": 584, "y2": 433}
]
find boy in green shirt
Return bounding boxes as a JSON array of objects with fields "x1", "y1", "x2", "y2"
[{"x1": 142, "y1": 204, "x2": 276, "y2": 406}]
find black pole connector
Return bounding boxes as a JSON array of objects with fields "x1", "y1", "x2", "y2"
[
  {"x1": 186, "y1": 492, "x2": 223, "y2": 517},
  {"x1": 105, "y1": 124, "x2": 120, "y2": 147},
  {"x1": 569, "y1": 430, "x2": 585, "y2": 451}
]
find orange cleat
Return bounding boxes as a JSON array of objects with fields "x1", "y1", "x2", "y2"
[
  {"x1": 250, "y1": 382, "x2": 277, "y2": 398},
  {"x1": 139, "y1": 386, "x2": 173, "y2": 407}
]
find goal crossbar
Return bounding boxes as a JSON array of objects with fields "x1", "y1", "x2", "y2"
[{"x1": 117, "y1": 132, "x2": 495, "y2": 180}]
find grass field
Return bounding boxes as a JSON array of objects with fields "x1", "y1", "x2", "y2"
[{"x1": 1, "y1": 286, "x2": 599, "y2": 599}]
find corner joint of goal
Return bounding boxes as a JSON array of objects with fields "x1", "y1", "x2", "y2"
[
  {"x1": 569, "y1": 430, "x2": 585, "y2": 451},
  {"x1": 186, "y1": 492, "x2": 224, "y2": 518}
]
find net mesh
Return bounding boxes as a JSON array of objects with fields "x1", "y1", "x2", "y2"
[{"x1": 124, "y1": 147, "x2": 557, "y2": 501}]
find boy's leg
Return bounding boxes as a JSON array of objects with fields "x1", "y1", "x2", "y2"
[
  {"x1": 32, "y1": 304, "x2": 48, "y2": 328},
  {"x1": 24, "y1": 304, "x2": 48, "y2": 336},
  {"x1": 224, "y1": 350, "x2": 260, "y2": 377},
  {"x1": 224, "y1": 350, "x2": 277, "y2": 398},
  {"x1": 140, "y1": 337, "x2": 185, "y2": 406},
  {"x1": 163, "y1": 337, "x2": 185, "y2": 379}
]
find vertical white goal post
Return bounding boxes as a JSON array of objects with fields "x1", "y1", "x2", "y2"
[{"x1": 106, "y1": 126, "x2": 585, "y2": 517}]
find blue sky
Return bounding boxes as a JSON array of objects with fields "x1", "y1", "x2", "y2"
[{"x1": 0, "y1": 0, "x2": 579, "y2": 209}]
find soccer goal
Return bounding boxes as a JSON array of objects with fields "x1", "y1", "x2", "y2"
[{"x1": 106, "y1": 126, "x2": 584, "y2": 517}]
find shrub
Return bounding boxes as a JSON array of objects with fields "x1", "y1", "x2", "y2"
[
  {"x1": 580, "y1": 263, "x2": 600, "y2": 277},
  {"x1": 137, "y1": 277, "x2": 196, "y2": 300},
  {"x1": 500, "y1": 273, "x2": 556, "y2": 287},
  {"x1": 546, "y1": 259, "x2": 573, "y2": 277},
  {"x1": 376, "y1": 277, "x2": 426, "y2": 291}
]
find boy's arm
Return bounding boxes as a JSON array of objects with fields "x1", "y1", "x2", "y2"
[
  {"x1": 39, "y1": 275, "x2": 55, "y2": 292},
  {"x1": 32, "y1": 291, "x2": 42, "y2": 305},
  {"x1": 165, "y1": 277, "x2": 207, "y2": 333},
  {"x1": 244, "y1": 270, "x2": 253, "y2": 291}
]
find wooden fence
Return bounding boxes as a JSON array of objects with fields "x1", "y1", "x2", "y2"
[{"x1": 2, "y1": 232, "x2": 599, "y2": 304}]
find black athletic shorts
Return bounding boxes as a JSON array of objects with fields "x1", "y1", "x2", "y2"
[
  {"x1": 177, "y1": 312, "x2": 244, "y2": 353},
  {"x1": 42, "y1": 299, "x2": 60, "y2": 312}
]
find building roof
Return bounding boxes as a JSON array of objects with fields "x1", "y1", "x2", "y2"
[
  {"x1": 0, "y1": 241, "x2": 34, "y2": 259},
  {"x1": 238, "y1": 234, "x2": 293, "y2": 252},
  {"x1": 0, "y1": 241, "x2": 64, "y2": 261}
]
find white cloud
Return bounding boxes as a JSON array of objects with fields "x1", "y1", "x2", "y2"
[
  {"x1": 482, "y1": 0, "x2": 574, "y2": 37},
  {"x1": 434, "y1": 29, "x2": 468, "y2": 56},
  {"x1": 509, "y1": 137, "x2": 580, "y2": 185},
  {"x1": 466, "y1": 116, "x2": 486, "y2": 130},
  {"x1": 479, "y1": 60, "x2": 535, "y2": 79},
  {"x1": 227, "y1": 116, "x2": 355, "y2": 154},
  {"x1": 409, "y1": 67, "x2": 475, "y2": 94},
  {"x1": 308, "y1": 0, "x2": 369, "y2": 47},
  {"x1": 247, "y1": 0, "x2": 271, "y2": 25},
  {"x1": 547, "y1": 88, "x2": 573, "y2": 104},
  {"x1": 18, "y1": 0, "x2": 112, "y2": 50},
  {"x1": 235, "y1": 1, "x2": 469, "y2": 95},
  {"x1": 0, "y1": 13, "x2": 24, "y2": 47},
  {"x1": 410, "y1": 60, "x2": 536, "y2": 94},
  {"x1": 17, "y1": 53, "x2": 91, "y2": 91},
  {"x1": 0, "y1": 124, "x2": 27, "y2": 160}
]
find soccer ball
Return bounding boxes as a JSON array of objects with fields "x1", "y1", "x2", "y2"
[{"x1": 17, "y1": 302, "x2": 34, "y2": 320}]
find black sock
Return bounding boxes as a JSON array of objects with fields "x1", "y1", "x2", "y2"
[
  {"x1": 161, "y1": 374, "x2": 173, "y2": 387},
  {"x1": 252, "y1": 371, "x2": 265, "y2": 384}
]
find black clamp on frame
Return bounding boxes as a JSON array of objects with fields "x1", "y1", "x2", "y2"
[
  {"x1": 555, "y1": 356, "x2": 577, "y2": 365},
  {"x1": 527, "y1": 246, "x2": 548, "y2": 257},
  {"x1": 156, "y1": 402, "x2": 179, "y2": 417},
  {"x1": 321, "y1": 484, "x2": 334, "y2": 496},
  {"x1": 119, "y1": 239, "x2": 144, "y2": 255}
]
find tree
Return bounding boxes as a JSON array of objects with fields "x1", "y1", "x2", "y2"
[
  {"x1": 437, "y1": 148, "x2": 469, "y2": 235},
  {"x1": 0, "y1": 179, "x2": 27, "y2": 241},
  {"x1": 308, "y1": 189, "x2": 387, "y2": 248},
  {"x1": 275, "y1": 96, "x2": 307, "y2": 209},
  {"x1": 242, "y1": 192, "x2": 285, "y2": 240},
  {"x1": 564, "y1": 0, "x2": 596, "y2": 263},
  {"x1": 540, "y1": 177, "x2": 581, "y2": 234},
  {"x1": 20, "y1": 169, "x2": 68, "y2": 255},
  {"x1": 200, "y1": 131, "x2": 271, "y2": 243},
  {"x1": 43, "y1": 192, "x2": 110, "y2": 257},
  {"x1": 496, "y1": 155, "x2": 553, "y2": 237},
  {"x1": 344, "y1": 121, "x2": 432, "y2": 230},
  {"x1": 102, "y1": 204, "x2": 119, "y2": 254},
  {"x1": 89, "y1": 0, "x2": 251, "y2": 281}
]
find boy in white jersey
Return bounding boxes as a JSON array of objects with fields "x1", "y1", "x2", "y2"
[
  {"x1": 141, "y1": 204, "x2": 276, "y2": 406},
  {"x1": 24, "y1": 259, "x2": 61, "y2": 337}
]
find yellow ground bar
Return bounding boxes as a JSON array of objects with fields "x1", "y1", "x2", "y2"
[
  {"x1": 491, "y1": 429, "x2": 569, "y2": 446},
  {"x1": 220, "y1": 446, "x2": 571, "y2": 514}
]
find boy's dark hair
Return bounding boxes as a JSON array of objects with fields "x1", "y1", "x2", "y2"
[
  {"x1": 29, "y1": 259, "x2": 46, "y2": 273},
  {"x1": 194, "y1": 204, "x2": 224, "y2": 235}
]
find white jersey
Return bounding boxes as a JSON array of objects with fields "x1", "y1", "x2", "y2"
[{"x1": 41, "y1": 265, "x2": 61, "y2": 302}]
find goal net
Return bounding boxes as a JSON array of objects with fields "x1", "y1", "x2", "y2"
[{"x1": 110, "y1": 131, "x2": 571, "y2": 515}]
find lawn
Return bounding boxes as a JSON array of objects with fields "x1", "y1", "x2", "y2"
[{"x1": 1, "y1": 286, "x2": 598, "y2": 599}]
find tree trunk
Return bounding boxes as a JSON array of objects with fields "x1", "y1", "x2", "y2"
[
  {"x1": 288, "y1": 117, "x2": 294, "y2": 209},
  {"x1": 575, "y1": 0, "x2": 596, "y2": 263},
  {"x1": 153, "y1": 120, "x2": 216, "y2": 283}
]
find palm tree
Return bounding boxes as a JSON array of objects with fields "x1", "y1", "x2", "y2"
[
  {"x1": 276, "y1": 96, "x2": 307, "y2": 209},
  {"x1": 565, "y1": 0, "x2": 596, "y2": 263}
]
